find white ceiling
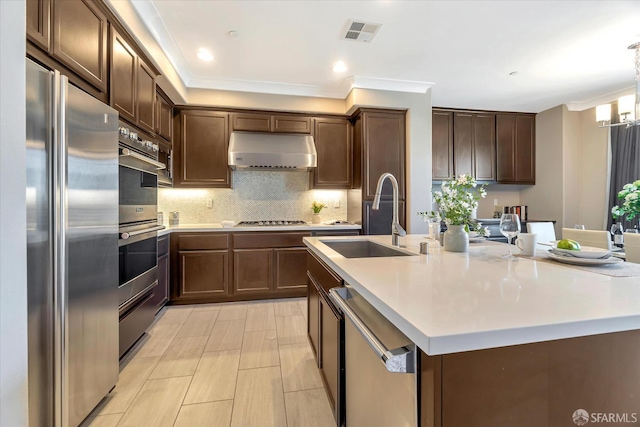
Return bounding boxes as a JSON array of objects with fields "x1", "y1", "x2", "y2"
[{"x1": 130, "y1": 0, "x2": 640, "y2": 113}]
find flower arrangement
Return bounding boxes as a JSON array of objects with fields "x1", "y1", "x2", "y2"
[
  {"x1": 419, "y1": 174, "x2": 487, "y2": 226},
  {"x1": 311, "y1": 201, "x2": 326, "y2": 214},
  {"x1": 612, "y1": 180, "x2": 640, "y2": 221},
  {"x1": 470, "y1": 221, "x2": 491, "y2": 237}
]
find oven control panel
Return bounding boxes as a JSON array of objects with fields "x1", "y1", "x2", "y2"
[{"x1": 118, "y1": 123, "x2": 159, "y2": 159}]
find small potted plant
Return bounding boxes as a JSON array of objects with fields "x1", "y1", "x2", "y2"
[
  {"x1": 612, "y1": 179, "x2": 640, "y2": 227},
  {"x1": 311, "y1": 201, "x2": 326, "y2": 224}
]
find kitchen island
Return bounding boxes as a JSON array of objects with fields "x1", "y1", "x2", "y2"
[{"x1": 304, "y1": 234, "x2": 640, "y2": 427}]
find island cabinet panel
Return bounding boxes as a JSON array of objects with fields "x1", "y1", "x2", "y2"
[
  {"x1": 320, "y1": 292, "x2": 342, "y2": 424},
  {"x1": 312, "y1": 118, "x2": 352, "y2": 189},
  {"x1": 307, "y1": 273, "x2": 321, "y2": 361},
  {"x1": 420, "y1": 329, "x2": 640, "y2": 427},
  {"x1": 178, "y1": 250, "x2": 229, "y2": 298},
  {"x1": 175, "y1": 110, "x2": 230, "y2": 188},
  {"x1": 274, "y1": 248, "x2": 308, "y2": 290},
  {"x1": 136, "y1": 60, "x2": 156, "y2": 134},
  {"x1": 432, "y1": 110, "x2": 454, "y2": 181},
  {"x1": 496, "y1": 113, "x2": 535, "y2": 184},
  {"x1": 52, "y1": 0, "x2": 108, "y2": 93},
  {"x1": 26, "y1": 0, "x2": 51, "y2": 51},
  {"x1": 232, "y1": 249, "x2": 273, "y2": 294}
]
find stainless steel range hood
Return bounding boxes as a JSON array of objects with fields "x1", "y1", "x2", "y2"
[{"x1": 228, "y1": 132, "x2": 317, "y2": 171}]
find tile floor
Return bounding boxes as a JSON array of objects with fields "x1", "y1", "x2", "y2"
[{"x1": 82, "y1": 298, "x2": 336, "y2": 427}]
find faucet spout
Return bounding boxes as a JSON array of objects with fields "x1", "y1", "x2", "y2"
[{"x1": 372, "y1": 172, "x2": 404, "y2": 246}]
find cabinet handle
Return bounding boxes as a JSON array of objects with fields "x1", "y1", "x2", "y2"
[{"x1": 329, "y1": 287, "x2": 415, "y2": 373}]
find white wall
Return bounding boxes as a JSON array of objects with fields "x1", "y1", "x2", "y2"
[
  {"x1": 563, "y1": 107, "x2": 582, "y2": 229},
  {"x1": 0, "y1": 0, "x2": 29, "y2": 425}
]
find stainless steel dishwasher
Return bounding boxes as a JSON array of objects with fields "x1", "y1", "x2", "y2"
[{"x1": 329, "y1": 286, "x2": 418, "y2": 427}]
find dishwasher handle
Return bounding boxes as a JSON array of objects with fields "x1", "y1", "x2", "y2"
[{"x1": 329, "y1": 287, "x2": 415, "y2": 373}]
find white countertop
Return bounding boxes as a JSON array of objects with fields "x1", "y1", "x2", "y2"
[
  {"x1": 304, "y1": 234, "x2": 640, "y2": 356},
  {"x1": 158, "y1": 223, "x2": 361, "y2": 236}
]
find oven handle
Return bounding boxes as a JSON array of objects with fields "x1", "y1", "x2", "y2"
[
  {"x1": 120, "y1": 148, "x2": 166, "y2": 170},
  {"x1": 120, "y1": 225, "x2": 165, "y2": 240}
]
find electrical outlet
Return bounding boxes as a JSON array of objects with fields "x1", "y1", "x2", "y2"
[
  {"x1": 494, "y1": 199, "x2": 498, "y2": 206},
  {"x1": 206, "y1": 198, "x2": 214, "y2": 208},
  {"x1": 334, "y1": 198, "x2": 340, "y2": 208}
]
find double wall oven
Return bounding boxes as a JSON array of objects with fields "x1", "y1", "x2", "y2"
[{"x1": 118, "y1": 123, "x2": 166, "y2": 357}]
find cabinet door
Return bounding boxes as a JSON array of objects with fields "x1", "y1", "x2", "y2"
[
  {"x1": 26, "y1": 0, "x2": 50, "y2": 51},
  {"x1": 176, "y1": 111, "x2": 230, "y2": 187},
  {"x1": 274, "y1": 248, "x2": 308, "y2": 291},
  {"x1": 273, "y1": 115, "x2": 312, "y2": 134},
  {"x1": 313, "y1": 118, "x2": 352, "y2": 189},
  {"x1": 110, "y1": 28, "x2": 137, "y2": 124},
  {"x1": 150, "y1": 253, "x2": 169, "y2": 313},
  {"x1": 307, "y1": 273, "x2": 321, "y2": 363},
  {"x1": 496, "y1": 114, "x2": 516, "y2": 182},
  {"x1": 362, "y1": 111, "x2": 406, "y2": 200},
  {"x1": 320, "y1": 293, "x2": 341, "y2": 423},
  {"x1": 363, "y1": 200, "x2": 406, "y2": 236},
  {"x1": 432, "y1": 110, "x2": 454, "y2": 181},
  {"x1": 178, "y1": 250, "x2": 229, "y2": 298},
  {"x1": 52, "y1": 0, "x2": 108, "y2": 92},
  {"x1": 137, "y1": 60, "x2": 156, "y2": 134},
  {"x1": 230, "y1": 112, "x2": 272, "y2": 132},
  {"x1": 515, "y1": 115, "x2": 535, "y2": 184},
  {"x1": 453, "y1": 112, "x2": 474, "y2": 177},
  {"x1": 474, "y1": 113, "x2": 496, "y2": 181},
  {"x1": 157, "y1": 92, "x2": 173, "y2": 142},
  {"x1": 233, "y1": 249, "x2": 273, "y2": 294}
]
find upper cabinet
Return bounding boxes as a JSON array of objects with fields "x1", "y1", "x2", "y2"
[
  {"x1": 174, "y1": 110, "x2": 231, "y2": 188},
  {"x1": 496, "y1": 114, "x2": 535, "y2": 184},
  {"x1": 110, "y1": 27, "x2": 156, "y2": 133},
  {"x1": 230, "y1": 112, "x2": 312, "y2": 134},
  {"x1": 312, "y1": 118, "x2": 352, "y2": 189},
  {"x1": 156, "y1": 89, "x2": 174, "y2": 143},
  {"x1": 26, "y1": 0, "x2": 109, "y2": 92},
  {"x1": 433, "y1": 108, "x2": 533, "y2": 184}
]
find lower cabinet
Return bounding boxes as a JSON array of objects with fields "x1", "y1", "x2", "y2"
[
  {"x1": 150, "y1": 234, "x2": 170, "y2": 313},
  {"x1": 233, "y1": 249, "x2": 273, "y2": 294},
  {"x1": 307, "y1": 250, "x2": 344, "y2": 425},
  {"x1": 274, "y1": 248, "x2": 308, "y2": 291},
  {"x1": 179, "y1": 250, "x2": 230, "y2": 298}
]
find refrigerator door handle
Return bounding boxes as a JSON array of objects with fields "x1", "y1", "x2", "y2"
[{"x1": 52, "y1": 71, "x2": 69, "y2": 427}]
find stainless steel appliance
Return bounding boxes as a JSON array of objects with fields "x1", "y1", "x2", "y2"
[
  {"x1": 26, "y1": 58, "x2": 119, "y2": 427},
  {"x1": 117, "y1": 122, "x2": 165, "y2": 357},
  {"x1": 236, "y1": 220, "x2": 307, "y2": 226},
  {"x1": 329, "y1": 286, "x2": 418, "y2": 426},
  {"x1": 228, "y1": 132, "x2": 317, "y2": 170}
]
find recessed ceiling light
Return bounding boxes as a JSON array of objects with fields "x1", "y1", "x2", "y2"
[
  {"x1": 197, "y1": 48, "x2": 214, "y2": 62},
  {"x1": 333, "y1": 61, "x2": 348, "y2": 73},
  {"x1": 509, "y1": 71, "x2": 519, "y2": 76},
  {"x1": 228, "y1": 30, "x2": 239, "y2": 38}
]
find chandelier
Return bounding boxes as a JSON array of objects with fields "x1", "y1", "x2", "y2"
[{"x1": 596, "y1": 42, "x2": 640, "y2": 128}]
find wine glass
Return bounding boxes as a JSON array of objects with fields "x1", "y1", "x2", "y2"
[{"x1": 500, "y1": 214, "x2": 521, "y2": 259}]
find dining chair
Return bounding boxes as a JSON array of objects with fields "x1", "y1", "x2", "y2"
[
  {"x1": 526, "y1": 222, "x2": 557, "y2": 249},
  {"x1": 624, "y1": 232, "x2": 640, "y2": 264},
  {"x1": 561, "y1": 228, "x2": 613, "y2": 250}
]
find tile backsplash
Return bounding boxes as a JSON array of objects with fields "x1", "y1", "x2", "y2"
[{"x1": 159, "y1": 171, "x2": 347, "y2": 224}]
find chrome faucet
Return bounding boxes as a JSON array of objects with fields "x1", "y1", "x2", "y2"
[{"x1": 372, "y1": 172, "x2": 406, "y2": 247}]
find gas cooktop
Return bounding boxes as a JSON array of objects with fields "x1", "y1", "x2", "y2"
[{"x1": 236, "y1": 220, "x2": 307, "y2": 227}]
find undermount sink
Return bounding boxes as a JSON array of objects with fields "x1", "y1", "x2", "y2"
[{"x1": 321, "y1": 240, "x2": 416, "y2": 258}]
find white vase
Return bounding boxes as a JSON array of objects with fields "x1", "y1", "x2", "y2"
[
  {"x1": 312, "y1": 213, "x2": 321, "y2": 224},
  {"x1": 444, "y1": 224, "x2": 469, "y2": 252}
]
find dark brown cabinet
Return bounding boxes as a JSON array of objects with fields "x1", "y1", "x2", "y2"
[
  {"x1": 174, "y1": 110, "x2": 230, "y2": 188},
  {"x1": 349, "y1": 109, "x2": 406, "y2": 235},
  {"x1": 150, "y1": 234, "x2": 170, "y2": 313},
  {"x1": 230, "y1": 112, "x2": 312, "y2": 134},
  {"x1": 110, "y1": 27, "x2": 156, "y2": 133},
  {"x1": 52, "y1": 0, "x2": 108, "y2": 92},
  {"x1": 233, "y1": 249, "x2": 273, "y2": 294},
  {"x1": 307, "y1": 273, "x2": 321, "y2": 360},
  {"x1": 156, "y1": 90, "x2": 173, "y2": 142},
  {"x1": 320, "y1": 293, "x2": 342, "y2": 423},
  {"x1": 496, "y1": 114, "x2": 535, "y2": 184},
  {"x1": 26, "y1": 0, "x2": 50, "y2": 51},
  {"x1": 274, "y1": 248, "x2": 308, "y2": 290},
  {"x1": 432, "y1": 110, "x2": 454, "y2": 181},
  {"x1": 312, "y1": 118, "x2": 352, "y2": 189}
]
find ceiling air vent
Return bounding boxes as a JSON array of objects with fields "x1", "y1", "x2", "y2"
[{"x1": 343, "y1": 20, "x2": 381, "y2": 43}]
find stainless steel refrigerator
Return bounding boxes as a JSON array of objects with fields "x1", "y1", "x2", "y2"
[{"x1": 26, "y1": 58, "x2": 119, "y2": 427}]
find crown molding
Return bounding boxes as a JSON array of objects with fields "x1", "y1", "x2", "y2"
[{"x1": 566, "y1": 85, "x2": 635, "y2": 111}]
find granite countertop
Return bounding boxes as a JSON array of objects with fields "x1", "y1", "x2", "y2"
[
  {"x1": 158, "y1": 223, "x2": 362, "y2": 236},
  {"x1": 304, "y1": 234, "x2": 640, "y2": 356}
]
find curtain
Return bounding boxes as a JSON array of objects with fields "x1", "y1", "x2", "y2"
[{"x1": 607, "y1": 125, "x2": 640, "y2": 232}]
